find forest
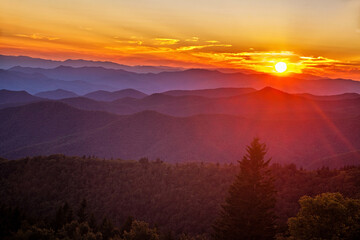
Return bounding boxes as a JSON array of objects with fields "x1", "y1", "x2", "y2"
[{"x1": 1, "y1": 146, "x2": 360, "y2": 239}]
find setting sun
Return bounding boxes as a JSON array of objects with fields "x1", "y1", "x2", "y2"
[{"x1": 275, "y1": 62, "x2": 287, "y2": 73}]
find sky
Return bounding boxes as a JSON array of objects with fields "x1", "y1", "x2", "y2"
[{"x1": 1, "y1": 0, "x2": 360, "y2": 79}]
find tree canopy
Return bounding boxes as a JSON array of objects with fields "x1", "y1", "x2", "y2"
[
  {"x1": 1, "y1": 154, "x2": 360, "y2": 238},
  {"x1": 288, "y1": 192, "x2": 360, "y2": 240}
]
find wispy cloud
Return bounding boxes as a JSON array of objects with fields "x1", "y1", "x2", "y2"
[
  {"x1": 105, "y1": 45, "x2": 172, "y2": 54},
  {"x1": 103, "y1": 36, "x2": 360, "y2": 79},
  {"x1": 14, "y1": 33, "x2": 59, "y2": 41},
  {"x1": 115, "y1": 40, "x2": 143, "y2": 45},
  {"x1": 107, "y1": 36, "x2": 231, "y2": 53},
  {"x1": 153, "y1": 38, "x2": 180, "y2": 45},
  {"x1": 176, "y1": 43, "x2": 232, "y2": 52},
  {"x1": 185, "y1": 37, "x2": 199, "y2": 42},
  {"x1": 205, "y1": 40, "x2": 219, "y2": 44},
  {"x1": 113, "y1": 36, "x2": 143, "y2": 45},
  {"x1": 190, "y1": 50, "x2": 360, "y2": 78}
]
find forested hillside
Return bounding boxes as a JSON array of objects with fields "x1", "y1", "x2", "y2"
[{"x1": 1, "y1": 155, "x2": 359, "y2": 237}]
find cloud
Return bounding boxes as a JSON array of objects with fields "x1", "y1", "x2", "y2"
[
  {"x1": 190, "y1": 50, "x2": 360, "y2": 79},
  {"x1": 14, "y1": 33, "x2": 59, "y2": 41},
  {"x1": 105, "y1": 45, "x2": 172, "y2": 54},
  {"x1": 185, "y1": 37, "x2": 199, "y2": 42},
  {"x1": 176, "y1": 43, "x2": 232, "y2": 52},
  {"x1": 153, "y1": 38, "x2": 180, "y2": 45},
  {"x1": 104, "y1": 36, "x2": 360, "y2": 79},
  {"x1": 205, "y1": 40, "x2": 219, "y2": 44},
  {"x1": 176, "y1": 45, "x2": 206, "y2": 51},
  {"x1": 113, "y1": 36, "x2": 143, "y2": 45},
  {"x1": 115, "y1": 40, "x2": 143, "y2": 45}
]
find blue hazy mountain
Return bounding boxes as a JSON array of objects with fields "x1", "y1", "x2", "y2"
[
  {"x1": 35, "y1": 89, "x2": 79, "y2": 100},
  {"x1": 3, "y1": 65, "x2": 360, "y2": 95},
  {"x1": 84, "y1": 89, "x2": 147, "y2": 101},
  {"x1": 0, "y1": 54, "x2": 183, "y2": 73}
]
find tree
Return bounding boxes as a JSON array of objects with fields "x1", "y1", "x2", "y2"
[
  {"x1": 14, "y1": 225, "x2": 56, "y2": 240},
  {"x1": 212, "y1": 138, "x2": 277, "y2": 240},
  {"x1": 120, "y1": 216, "x2": 134, "y2": 237},
  {"x1": 0, "y1": 206, "x2": 23, "y2": 238},
  {"x1": 179, "y1": 233, "x2": 209, "y2": 240},
  {"x1": 99, "y1": 217, "x2": 115, "y2": 240},
  {"x1": 57, "y1": 220, "x2": 101, "y2": 240},
  {"x1": 160, "y1": 230, "x2": 175, "y2": 240},
  {"x1": 288, "y1": 192, "x2": 360, "y2": 240},
  {"x1": 123, "y1": 220, "x2": 159, "y2": 240},
  {"x1": 77, "y1": 199, "x2": 88, "y2": 223},
  {"x1": 63, "y1": 202, "x2": 74, "y2": 224},
  {"x1": 54, "y1": 202, "x2": 73, "y2": 230},
  {"x1": 89, "y1": 213, "x2": 97, "y2": 231},
  {"x1": 139, "y1": 157, "x2": 149, "y2": 164}
]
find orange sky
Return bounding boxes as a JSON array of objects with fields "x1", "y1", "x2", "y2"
[{"x1": 1, "y1": 0, "x2": 360, "y2": 79}]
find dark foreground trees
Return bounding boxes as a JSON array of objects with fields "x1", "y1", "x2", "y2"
[
  {"x1": 2, "y1": 154, "x2": 360, "y2": 238},
  {"x1": 122, "y1": 220, "x2": 159, "y2": 240},
  {"x1": 212, "y1": 138, "x2": 277, "y2": 240},
  {"x1": 288, "y1": 192, "x2": 360, "y2": 240},
  {"x1": 0, "y1": 201, "x2": 162, "y2": 240}
]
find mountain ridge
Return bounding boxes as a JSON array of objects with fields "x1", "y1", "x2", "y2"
[
  {"x1": 35, "y1": 89, "x2": 79, "y2": 99},
  {"x1": 84, "y1": 89, "x2": 147, "y2": 101},
  {"x1": 4, "y1": 65, "x2": 360, "y2": 95},
  {"x1": 1, "y1": 101, "x2": 360, "y2": 169},
  {"x1": 0, "y1": 54, "x2": 183, "y2": 73}
]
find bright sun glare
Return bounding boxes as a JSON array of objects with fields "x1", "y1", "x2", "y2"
[{"x1": 275, "y1": 62, "x2": 287, "y2": 73}]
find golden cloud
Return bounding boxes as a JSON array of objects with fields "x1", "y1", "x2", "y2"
[
  {"x1": 115, "y1": 40, "x2": 143, "y2": 45},
  {"x1": 205, "y1": 40, "x2": 219, "y2": 44},
  {"x1": 14, "y1": 33, "x2": 59, "y2": 41},
  {"x1": 190, "y1": 50, "x2": 360, "y2": 79},
  {"x1": 176, "y1": 44, "x2": 232, "y2": 52},
  {"x1": 185, "y1": 37, "x2": 199, "y2": 42},
  {"x1": 153, "y1": 38, "x2": 180, "y2": 45}
]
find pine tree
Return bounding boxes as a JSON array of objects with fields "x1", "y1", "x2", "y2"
[
  {"x1": 54, "y1": 202, "x2": 73, "y2": 231},
  {"x1": 77, "y1": 199, "x2": 88, "y2": 223},
  {"x1": 100, "y1": 217, "x2": 117, "y2": 240},
  {"x1": 212, "y1": 138, "x2": 277, "y2": 240},
  {"x1": 54, "y1": 205, "x2": 64, "y2": 231},
  {"x1": 63, "y1": 202, "x2": 73, "y2": 224},
  {"x1": 121, "y1": 216, "x2": 135, "y2": 237},
  {"x1": 88, "y1": 213, "x2": 97, "y2": 231}
]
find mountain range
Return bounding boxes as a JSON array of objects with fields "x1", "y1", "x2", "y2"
[
  {"x1": 84, "y1": 89, "x2": 148, "y2": 101},
  {"x1": 1, "y1": 87, "x2": 359, "y2": 120},
  {"x1": 0, "y1": 54, "x2": 183, "y2": 73},
  {"x1": 1, "y1": 55, "x2": 360, "y2": 169},
  {"x1": 35, "y1": 89, "x2": 79, "y2": 100},
  {"x1": 3, "y1": 65, "x2": 360, "y2": 95},
  {"x1": 0, "y1": 90, "x2": 359, "y2": 169},
  {"x1": 2, "y1": 55, "x2": 360, "y2": 95}
]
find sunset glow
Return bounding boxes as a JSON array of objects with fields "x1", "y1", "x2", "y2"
[
  {"x1": 2, "y1": 2, "x2": 360, "y2": 238},
  {"x1": 0, "y1": 0, "x2": 359, "y2": 79}
]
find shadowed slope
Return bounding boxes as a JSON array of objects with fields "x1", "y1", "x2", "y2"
[
  {"x1": 84, "y1": 89, "x2": 147, "y2": 101},
  {"x1": 35, "y1": 89, "x2": 79, "y2": 100},
  {"x1": 1, "y1": 101, "x2": 360, "y2": 168}
]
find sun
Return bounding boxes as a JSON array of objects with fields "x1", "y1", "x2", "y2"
[{"x1": 275, "y1": 62, "x2": 287, "y2": 73}]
